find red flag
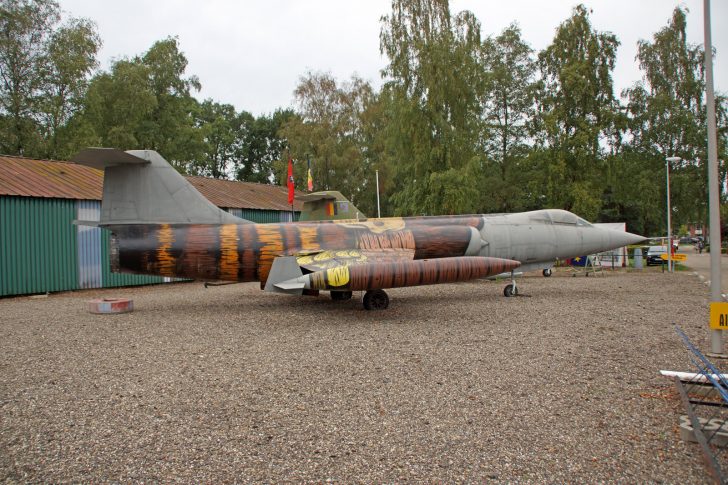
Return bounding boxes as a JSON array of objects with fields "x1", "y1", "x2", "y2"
[{"x1": 287, "y1": 157, "x2": 294, "y2": 205}]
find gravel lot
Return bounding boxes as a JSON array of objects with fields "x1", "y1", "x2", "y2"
[{"x1": 0, "y1": 268, "x2": 717, "y2": 482}]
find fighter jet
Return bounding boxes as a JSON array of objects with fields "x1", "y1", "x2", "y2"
[{"x1": 72, "y1": 148, "x2": 644, "y2": 310}]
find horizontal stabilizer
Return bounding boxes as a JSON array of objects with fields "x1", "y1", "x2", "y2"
[
  {"x1": 71, "y1": 148, "x2": 149, "y2": 169},
  {"x1": 264, "y1": 256, "x2": 305, "y2": 295},
  {"x1": 274, "y1": 281, "x2": 306, "y2": 291}
]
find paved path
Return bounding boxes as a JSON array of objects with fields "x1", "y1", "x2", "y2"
[{"x1": 678, "y1": 248, "x2": 728, "y2": 297}]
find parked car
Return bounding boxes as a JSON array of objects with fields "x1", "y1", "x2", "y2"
[{"x1": 646, "y1": 245, "x2": 667, "y2": 265}]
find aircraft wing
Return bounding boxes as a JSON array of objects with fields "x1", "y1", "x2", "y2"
[
  {"x1": 294, "y1": 248, "x2": 415, "y2": 272},
  {"x1": 265, "y1": 249, "x2": 519, "y2": 294}
]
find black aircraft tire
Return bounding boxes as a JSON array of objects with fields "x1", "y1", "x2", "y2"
[
  {"x1": 503, "y1": 284, "x2": 517, "y2": 297},
  {"x1": 331, "y1": 291, "x2": 353, "y2": 301},
  {"x1": 542, "y1": 268, "x2": 552, "y2": 277},
  {"x1": 363, "y1": 289, "x2": 389, "y2": 310}
]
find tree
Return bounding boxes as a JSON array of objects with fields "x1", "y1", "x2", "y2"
[
  {"x1": 135, "y1": 37, "x2": 202, "y2": 168},
  {"x1": 479, "y1": 23, "x2": 539, "y2": 212},
  {"x1": 71, "y1": 38, "x2": 203, "y2": 170},
  {"x1": 40, "y1": 17, "x2": 100, "y2": 158},
  {"x1": 0, "y1": 0, "x2": 99, "y2": 158},
  {"x1": 189, "y1": 100, "x2": 241, "y2": 179},
  {"x1": 237, "y1": 108, "x2": 294, "y2": 184},
  {"x1": 379, "y1": 0, "x2": 485, "y2": 215},
  {"x1": 76, "y1": 59, "x2": 157, "y2": 149},
  {"x1": 281, "y1": 72, "x2": 377, "y2": 211},
  {"x1": 536, "y1": 4, "x2": 619, "y2": 220},
  {"x1": 623, "y1": 7, "x2": 727, "y2": 232}
]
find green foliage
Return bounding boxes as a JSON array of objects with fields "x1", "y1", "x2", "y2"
[
  {"x1": 280, "y1": 72, "x2": 378, "y2": 213},
  {"x1": 189, "y1": 100, "x2": 240, "y2": 179},
  {"x1": 622, "y1": 7, "x2": 727, "y2": 235},
  {"x1": 78, "y1": 60, "x2": 156, "y2": 148},
  {"x1": 536, "y1": 4, "x2": 619, "y2": 215},
  {"x1": 69, "y1": 37, "x2": 204, "y2": 170},
  {"x1": 479, "y1": 23, "x2": 539, "y2": 213},
  {"x1": 3, "y1": 0, "x2": 726, "y2": 237},
  {"x1": 0, "y1": 0, "x2": 99, "y2": 158},
  {"x1": 380, "y1": 0, "x2": 485, "y2": 215},
  {"x1": 237, "y1": 108, "x2": 294, "y2": 184}
]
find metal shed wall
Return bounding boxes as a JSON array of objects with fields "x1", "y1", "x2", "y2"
[
  {"x1": 75, "y1": 200, "x2": 165, "y2": 288},
  {"x1": 227, "y1": 208, "x2": 300, "y2": 223},
  {"x1": 1, "y1": 196, "x2": 78, "y2": 296},
  {"x1": 77, "y1": 200, "x2": 102, "y2": 288},
  {"x1": 1, "y1": 197, "x2": 299, "y2": 297}
]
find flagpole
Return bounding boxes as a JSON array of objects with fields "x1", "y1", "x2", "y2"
[
  {"x1": 376, "y1": 170, "x2": 381, "y2": 218},
  {"x1": 287, "y1": 151, "x2": 295, "y2": 221}
]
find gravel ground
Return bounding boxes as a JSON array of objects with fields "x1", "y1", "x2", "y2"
[{"x1": 0, "y1": 268, "x2": 717, "y2": 482}]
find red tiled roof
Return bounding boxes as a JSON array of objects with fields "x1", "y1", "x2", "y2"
[{"x1": 0, "y1": 155, "x2": 304, "y2": 211}]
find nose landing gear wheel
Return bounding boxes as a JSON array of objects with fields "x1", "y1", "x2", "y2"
[
  {"x1": 363, "y1": 289, "x2": 389, "y2": 310},
  {"x1": 504, "y1": 284, "x2": 518, "y2": 297},
  {"x1": 542, "y1": 268, "x2": 552, "y2": 277}
]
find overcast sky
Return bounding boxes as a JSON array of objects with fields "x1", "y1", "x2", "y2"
[{"x1": 57, "y1": 0, "x2": 727, "y2": 116}]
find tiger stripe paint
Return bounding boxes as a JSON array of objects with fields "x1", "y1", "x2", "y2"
[
  {"x1": 155, "y1": 224, "x2": 176, "y2": 277},
  {"x1": 108, "y1": 215, "x2": 486, "y2": 286},
  {"x1": 218, "y1": 224, "x2": 239, "y2": 281},
  {"x1": 297, "y1": 257, "x2": 519, "y2": 291},
  {"x1": 174, "y1": 226, "x2": 220, "y2": 280},
  {"x1": 255, "y1": 224, "x2": 285, "y2": 284},
  {"x1": 297, "y1": 225, "x2": 321, "y2": 252}
]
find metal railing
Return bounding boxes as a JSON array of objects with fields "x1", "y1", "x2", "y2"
[{"x1": 668, "y1": 326, "x2": 728, "y2": 484}]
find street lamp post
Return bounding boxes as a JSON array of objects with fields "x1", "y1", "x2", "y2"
[
  {"x1": 666, "y1": 157, "x2": 681, "y2": 273},
  {"x1": 704, "y1": 0, "x2": 724, "y2": 356}
]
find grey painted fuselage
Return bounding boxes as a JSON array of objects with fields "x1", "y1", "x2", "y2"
[{"x1": 471, "y1": 209, "x2": 642, "y2": 270}]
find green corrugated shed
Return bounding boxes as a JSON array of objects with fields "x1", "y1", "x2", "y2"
[
  {"x1": 237, "y1": 208, "x2": 299, "y2": 223},
  {"x1": 0, "y1": 197, "x2": 171, "y2": 296},
  {"x1": 1, "y1": 196, "x2": 78, "y2": 296},
  {"x1": 0, "y1": 155, "x2": 305, "y2": 296}
]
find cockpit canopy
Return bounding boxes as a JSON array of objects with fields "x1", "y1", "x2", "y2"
[{"x1": 527, "y1": 209, "x2": 593, "y2": 227}]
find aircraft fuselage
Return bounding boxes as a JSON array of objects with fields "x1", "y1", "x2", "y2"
[{"x1": 108, "y1": 209, "x2": 641, "y2": 285}]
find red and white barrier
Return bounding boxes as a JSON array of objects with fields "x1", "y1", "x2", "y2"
[{"x1": 87, "y1": 298, "x2": 133, "y2": 314}]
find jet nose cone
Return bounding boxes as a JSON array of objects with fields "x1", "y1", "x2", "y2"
[{"x1": 610, "y1": 230, "x2": 646, "y2": 248}]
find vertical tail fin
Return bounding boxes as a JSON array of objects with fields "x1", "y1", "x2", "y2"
[{"x1": 72, "y1": 148, "x2": 248, "y2": 225}]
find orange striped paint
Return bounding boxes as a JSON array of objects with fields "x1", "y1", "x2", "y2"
[
  {"x1": 155, "y1": 224, "x2": 176, "y2": 277},
  {"x1": 256, "y1": 224, "x2": 285, "y2": 283},
  {"x1": 218, "y1": 224, "x2": 240, "y2": 281}
]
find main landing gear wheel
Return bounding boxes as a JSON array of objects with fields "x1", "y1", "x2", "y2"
[
  {"x1": 363, "y1": 289, "x2": 389, "y2": 310},
  {"x1": 542, "y1": 268, "x2": 552, "y2": 277},
  {"x1": 331, "y1": 291, "x2": 353, "y2": 301}
]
